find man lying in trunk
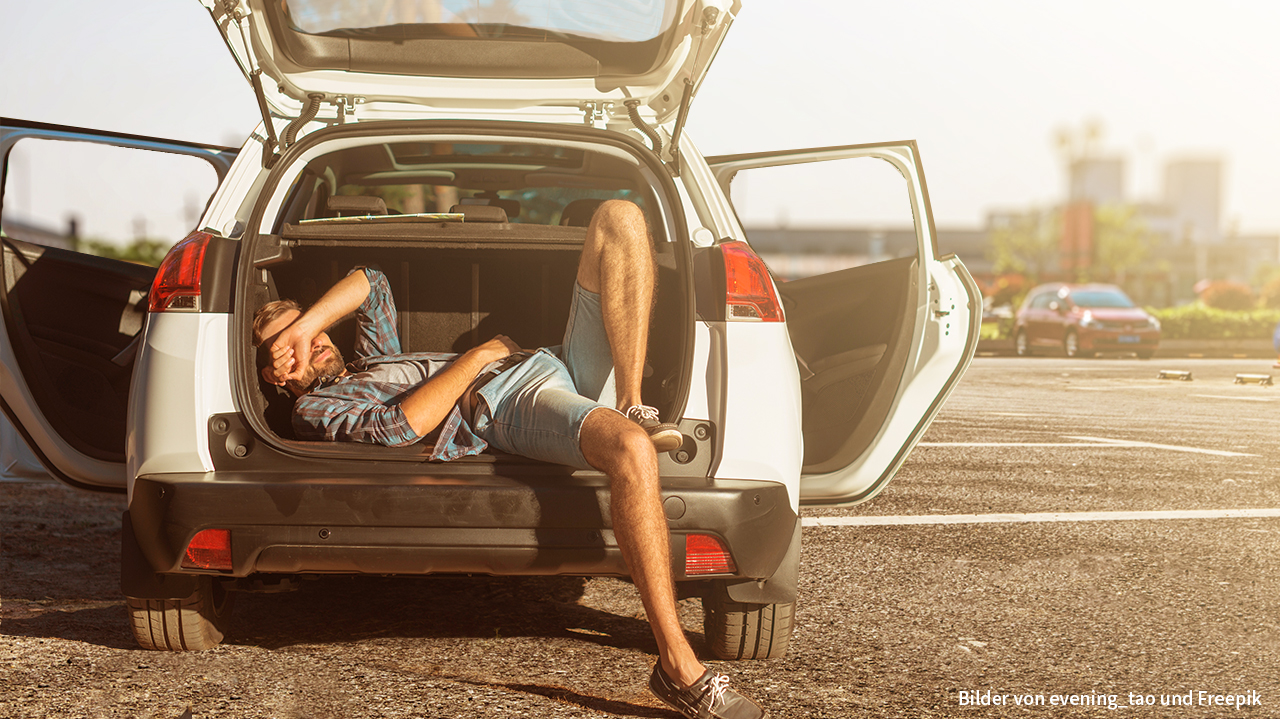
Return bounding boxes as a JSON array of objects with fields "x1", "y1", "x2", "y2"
[{"x1": 251, "y1": 200, "x2": 765, "y2": 719}]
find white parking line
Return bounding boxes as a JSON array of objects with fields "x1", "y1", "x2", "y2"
[
  {"x1": 1064, "y1": 435, "x2": 1257, "y2": 457},
  {"x1": 918, "y1": 436, "x2": 1256, "y2": 457},
  {"x1": 1069, "y1": 385, "x2": 1167, "y2": 391},
  {"x1": 803, "y1": 508, "x2": 1280, "y2": 527},
  {"x1": 920, "y1": 442, "x2": 1118, "y2": 448},
  {"x1": 1191, "y1": 394, "x2": 1275, "y2": 403}
]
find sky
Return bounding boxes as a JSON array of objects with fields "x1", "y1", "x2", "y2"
[{"x1": 2, "y1": 0, "x2": 1278, "y2": 243}]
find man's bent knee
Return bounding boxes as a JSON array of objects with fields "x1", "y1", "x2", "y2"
[
  {"x1": 581, "y1": 408, "x2": 655, "y2": 471},
  {"x1": 590, "y1": 200, "x2": 648, "y2": 239}
]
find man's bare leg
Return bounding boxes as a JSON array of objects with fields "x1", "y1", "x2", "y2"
[
  {"x1": 576, "y1": 199, "x2": 653, "y2": 410},
  {"x1": 579, "y1": 409, "x2": 706, "y2": 687},
  {"x1": 575, "y1": 201, "x2": 705, "y2": 685}
]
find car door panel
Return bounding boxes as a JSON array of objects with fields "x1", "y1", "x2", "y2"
[
  {"x1": 781, "y1": 256, "x2": 916, "y2": 474},
  {"x1": 1, "y1": 237, "x2": 153, "y2": 487},
  {"x1": 707, "y1": 142, "x2": 980, "y2": 506}
]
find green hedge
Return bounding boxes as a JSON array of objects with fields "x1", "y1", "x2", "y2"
[
  {"x1": 1149, "y1": 304, "x2": 1280, "y2": 340},
  {"x1": 980, "y1": 316, "x2": 1016, "y2": 340}
]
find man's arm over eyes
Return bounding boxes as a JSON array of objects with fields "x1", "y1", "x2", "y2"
[
  {"x1": 352, "y1": 267, "x2": 402, "y2": 357},
  {"x1": 271, "y1": 269, "x2": 374, "y2": 380}
]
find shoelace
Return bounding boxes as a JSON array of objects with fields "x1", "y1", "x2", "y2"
[
  {"x1": 627, "y1": 405, "x2": 660, "y2": 422},
  {"x1": 705, "y1": 674, "x2": 731, "y2": 709}
]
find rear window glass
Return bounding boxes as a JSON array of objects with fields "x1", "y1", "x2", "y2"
[
  {"x1": 332, "y1": 185, "x2": 643, "y2": 225},
  {"x1": 1070, "y1": 290, "x2": 1134, "y2": 308},
  {"x1": 283, "y1": 140, "x2": 651, "y2": 228},
  {"x1": 284, "y1": 0, "x2": 679, "y2": 43},
  {"x1": 388, "y1": 143, "x2": 584, "y2": 168}
]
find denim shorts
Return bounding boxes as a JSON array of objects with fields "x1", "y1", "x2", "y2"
[{"x1": 471, "y1": 283, "x2": 618, "y2": 469}]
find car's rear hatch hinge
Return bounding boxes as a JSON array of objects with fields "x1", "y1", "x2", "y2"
[{"x1": 581, "y1": 101, "x2": 608, "y2": 128}]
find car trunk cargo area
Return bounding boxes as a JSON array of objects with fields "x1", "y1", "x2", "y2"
[{"x1": 244, "y1": 218, "x2": 689, "y2": 459}]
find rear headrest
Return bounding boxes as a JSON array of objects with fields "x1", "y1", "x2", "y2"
[
  {"x1": 448, "y1": 204, "x2": 508, "y2": 223},
  {"x1": 460, "y1": 197, "x2": 521, "y2": 219},
  {"x1": 560, "y1": 198, "x2": 605, "y2": 227},
  {"x1": 328, "y1": 195, "x2": 388, "y2": 216}
]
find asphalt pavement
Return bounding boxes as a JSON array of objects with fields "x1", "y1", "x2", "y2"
[
  {"x1": 799, "y1": 357, "x2": 1280, "y2": 716},
  {"x1": 2, "y1": 357, "x2": 1278, "y2": 717}
]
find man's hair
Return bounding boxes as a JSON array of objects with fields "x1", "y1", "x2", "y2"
[
  {"x1": 252, "y1": 299, "x2": 301, "y2": 348},
  {"x1": 253, "y1": 299, "x2": 302, "y2": 376}
]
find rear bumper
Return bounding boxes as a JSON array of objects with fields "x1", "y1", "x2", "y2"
[
  {"x1": 124, "y1": 471, "x2": 797, "y2": 594},
  {"x1": 1082, "y1": 330, "x2": 1160, "y2": 351}
]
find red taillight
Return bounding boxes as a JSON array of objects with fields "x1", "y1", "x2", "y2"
[
  {"x1": 148, "y1": 231, "x2": 211, "y2": 312},
  {"x1": 685, "y1": 533, "x2": 737, "y2": 576},
  {"x1": 181, "y1": 528, "x2": 232, "y2": 571},
  {"x1": 720, "y1": 240, "x2": 782, "y2": 322}
]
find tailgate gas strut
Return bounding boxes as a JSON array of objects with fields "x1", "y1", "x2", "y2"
[
  {"x1": 669, "y1": 6, "x2": 725, "y2": 176},
  {"x1": 666, "y1": 78, "x2": 695, "y2": 176},
  {"x1": 249, "y1": 70, "x2": 281, "y2": 169},
  {"x1": 649, "y1": 5, "x2": 723, "y2": 176},
  {"x1": 224, "y1": 0, "x2": 284, "y2": 169}
]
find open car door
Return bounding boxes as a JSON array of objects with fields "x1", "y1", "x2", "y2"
[
  {"x1": 707, "y1": 141, "x2": 980, "y2": 506},
  {"x1": 0, "y1": 118, "x2": 236, "y2": 490}
]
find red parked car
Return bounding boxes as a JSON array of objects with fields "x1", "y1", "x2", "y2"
[{"x1": 1014, "y1": 283, "x2": 1161, "y2": 358}]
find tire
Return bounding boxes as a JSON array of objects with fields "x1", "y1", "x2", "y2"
[
  {"x1": 1063, "y1": 330, "x2": 1092, "y2": 358},
  {"x1": 127, "y1": 576, "x2": 233, "y2": 651},
  {"x1": 1014, "y1": 329, "x2": 1032, "y2": 357},
  {"x1": 703, "y1": 589, "x2": 795, "y2": 660}
]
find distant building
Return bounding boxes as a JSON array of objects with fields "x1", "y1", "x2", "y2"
[
  {"x1": 1069, "y1": 157, "x2": 1125, "y2": 205},
  {"x1": 1163, "y1": 158, "x2": 1222, "y2": 244}
]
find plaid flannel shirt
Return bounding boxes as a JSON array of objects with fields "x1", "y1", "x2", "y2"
[{"x1": 291, "y1": 268, "x2": 487, "y2": 461}]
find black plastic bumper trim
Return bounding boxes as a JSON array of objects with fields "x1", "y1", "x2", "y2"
[{"x1": 125, "y1": 472, "x2": 797, "y2": 593}]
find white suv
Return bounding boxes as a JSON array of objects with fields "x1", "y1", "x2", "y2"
[{"x1": 0, "y1": 0, "x2": 979, "y2": 657}]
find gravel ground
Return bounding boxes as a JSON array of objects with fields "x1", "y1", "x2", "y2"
[{"x1": 5, "y1": 478, "x2": 1278, "y2": 718}]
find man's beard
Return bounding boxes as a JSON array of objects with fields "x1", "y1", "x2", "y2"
[{"x1": 286, "y1": 344, "x2": 346, "y2": 395}]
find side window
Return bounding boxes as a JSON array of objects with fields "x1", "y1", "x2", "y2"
[
  {"x1": 726, "y1": 156, "x2": 918, "y2": 280},
  {"x1": 1030, "y1": 294, "x2": 1051, "y2": 309},
  {"x1": 2, "y1": 139, "x2": 219, "y2": 265}
]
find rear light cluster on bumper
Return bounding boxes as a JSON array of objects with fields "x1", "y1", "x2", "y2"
[
  {"x1": 181, "y1": 528, "x2": 232, "y2": 571},
  {"x1": 720, "y1": 240, "x2": 783, "y2": 322},
  {"x1": 685, "y1": 533, "x2": 737, "y2": 575},
  {"x1": 149, "y1": 231, "x2": 212, "y2": 312}
]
